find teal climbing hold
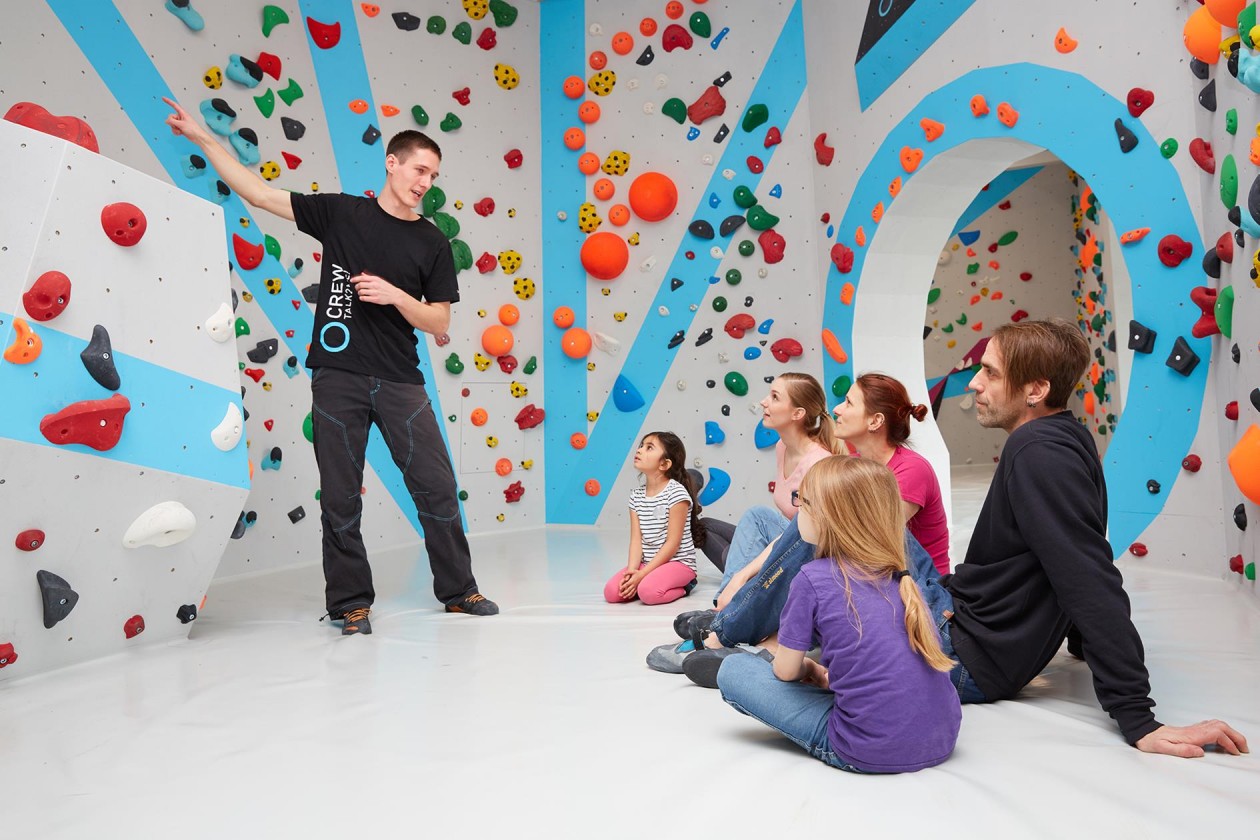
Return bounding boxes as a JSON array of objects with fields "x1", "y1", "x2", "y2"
[
  {"x1": 697, "y1": 467, "x2": 731, "y2": 505},
  {"x1": 613, "y1": 374, "x2": 646, "y2": 412},
  {"x1": 704, "y1": 420, "x2": 725, "y2": 445},
  {"x1": 753, "y1": 418, "x2": 780, "y2": 449},
  {"x1": 724, "y1": 371, "x2": 749, "y2": 396}
]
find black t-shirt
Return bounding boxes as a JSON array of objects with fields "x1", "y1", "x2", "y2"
[
  {"x1": 290, "y1": 192, "x2": 458, "y2": 384},
  {"x1": 943, "y1": 411, "x2": 1161, "y2": 745}
]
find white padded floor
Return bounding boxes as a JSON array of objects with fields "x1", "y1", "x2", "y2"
[{"x1": 3, "y1": 468, "x2": 1258, "y2": 838}]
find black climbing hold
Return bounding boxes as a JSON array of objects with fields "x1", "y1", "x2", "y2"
[
  {"x1": 189, "y1": 153, "x2": 206, "y2": 171},
  {"x1": 1164, "y1": 335, "x2": 1200, "y2": 376},
  {"x1": 636, "y1": 45, "x2": 654, "y2": 66},
  {"x1": 287, "y1": 505, "x2": 306, "y2": 523},
  {"x1": 239, "y1": 56, "x2": 263, "y2": 83},
  {"x1": 713, "y1": 123, "x2": 730, "y2": 143},
  {"x1": 242, "y1": 406, "x2": 249, "y2": 422},
  {"x1": 1198, "y1": 79, "x2": 1216, "y2": 112},
  {"x1": 301, "y1": 283, "x2": 320, "y2": 303},
  {"x1": 1234, "y1": 503, "x2": 1247, "y2": 530},
  {"x1": 1236, "y1": 229, "x2": 1245, "y2": 248},
  {"x1": 719, "y1": 214, "x2": 745, "y2": 237},
  {"x1": 1146, "y1": 479, "x2": 1161, "y2": 494},
  {"x1": 1228, "y1": 47, "x2": 1240, "y2": 79},
  {"x1": 695, "y1": 327, "x2": 714, "y2": 346},
  {"x1": 923, "y1": 325, "x2": 933, "y2": 340},
  {"x1": 743, "y1": 296, "x2": 754, "y2": 307},
  {"x1": 713, "y1": 70, "x2": 732, "y2": 87},
  {"x1": 762, "y1": 375, "x2": 774, "y2": 384},
  {"x1": 1232, "y1": 343, "x2": 1240, "y2": 363},
  {"x1": 667, "y1": 330, "x2": 685, "y2": 349},
  {"x1": 267, "y1": 446, "x2": 282, "y2": 465},
  {"x1": 236, "y1": 127, "x2": 258, "y2": 147},
  {"x1": 1190, "y1": 58, "x2": 1209, "y2": 79},
  {"x1": 1074, "y1": 230, "x2": 1088, "y2": 246},
  {"x1": 1127, "y1": 320, "x2": 1156, "y2": 353},
  {"x1": 1251, "y1": 387, "x2": 1260, "y2": 411},
  {"x1": 213, "y1": 179, "x2": 231, "y2": 199},
  {"x1": 363, "y1": 124, "x2": 382, "y2": 145},
  {"x1": 1106, "y1": 330, "x2": 1116, "y2": 352},
  {"x1": 80, "y1": 324, "x2": 120, "y2": 391},
  {"x1": 1228, "y1": 205, "x2": 1242, "y2": 227},
  {"x1": 246, "y1": 338, "x2": 279, "y2": 363},
  {"x1": 1248, "y1": 173, "x2": 1260, "y2": 224},
  {"x1": 670, "y1": 278, "x2": 683, "y2": 290},
  {"x1": 720, "y1": 404, "x2": 730, "y2": 417},
  {"x1": 230, "y1": 510, "x2": 250, "y2": 539},
  {"x1": 1114, "y1": 119, "x2": 1137, "y2": 153},
  {"x1": 37, "y1": 569, "x2": 79, "y2": 629},
  {"x1": 705, "y1": 379, "x2": 716, "y2": 389},
  {"x1": 1202, "y1": 248, "x2": 1221, "y2": 279},
  {"x1": 209, "y1": 98, "x2": 236, "y2": 118},
  {"x1": 177, "y1": 604, "x2": 197, "y2": 624},
  {"x1": 688, "y1": 219, "x2": 715, "y2": 239},
  {"x1": 281, "y1": 116, "x2": 305, "y2": 141},
  {"x1": 392, "y1": 11, "x2": 421, "y2": 30}
]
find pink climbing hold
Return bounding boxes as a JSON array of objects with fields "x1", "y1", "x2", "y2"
[
  {"x1": 39, "y1": 393, "x2": 131, "y2": 451},
  {"x1": 724, "y1": 313, "x2": 756, "y2": 339},
  {"x1": 830, "y1": 243, "x2": 854, "y2": 274},
  {"x1": 687, "y1": 86, "x2": 726, "y2": 125},
  {"x1": 661, "y1": 23, "x2": 693, "y2": 52},
  {"x1": 306, "y1": 17, "x2": 341, "y2": 49},
  {"x1": 1157, "y1": 234, "x2": 1192, "y2": 267},
  {"x1": 770, "y1": 338, "x2": 803, "y2": 363},
  {"x1": 814, "y1": 132, "x2": 835, "y2": 166},
  {"x1": 758, "y1": 228, "x2": 786, "y2": 264}
]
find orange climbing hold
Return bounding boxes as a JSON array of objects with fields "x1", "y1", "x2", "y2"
[
  {"x1": 640, "y1": 18, "x2": 657, "y2": 36},
  {"x1": 577, "y1": 152, "x2": 600, "y2": 175},
  {"x1": 1119, "y1": 227, "x2": 1151, "y2": 244},
  {"x1": 970, "y1": 95, "x2": 989, "y2": 117},
  {"x1": 871, "y1": 202, "x2": 884, "y2": 224},
  {"x1": 820, "y1": 329, "x2": 847, "y2": 364},
  {"x1": 899, "y1": 146, "x2": 923, "y2": 173},
  {"x1": 360, "y1": 3, "x2": 379, "y2": 16},
  {"x1": 471, "y1": 408, "x2": 488, "y2": 426},
  {"x1": 1083, "y1": 391, "x2": 1095, "y2": 415},
  {"x1": 840, "y1": 282, "x2": 855, "y2": 306},
  {"x1": 1250, "y1": 137, "x2": 1260, "y2": 166},
  {"x1": 571, "y1": 432, "x2": 589, "y2": 449},
  {"x1": 593, "y1": 177, "x2": 615, "y2": 200},
  {"x1": 1054, "y1": 27, "x2": 1078, "y2": 53},
  {"x1": 578, "y1": 101, "x2": 601, "y2": 124},
  {"x1": 665, "y1": 1, "x2": 684, "y2": 20},
  {"x1": 920, "y1": 118, "x2": 945, "y2": 141},
  {"x1": 579, "y1": 231, "x2": 630, "y2": 280},
  {"x1": 608, "y1": 204, "x2": 630, "y2": 226},
  {"x1": 499, "y1": 304, "x2": 520, "y2": 326},
  {"x1": 348, "y1": 99, "x2": 369, "y2": 114},
  {"x1": 589, "y1": 51, "x2": 608, "y2": 70},
  {"x1": 3, "y1": 318, "x2": 41, "y2": 364},
  {"x1": 1228, "y1": 424, "x2": 1260, "y2": 504},
  {"x1": 996, "y1": 103, "x2": 1019, "y2": 127},
  {"x1": 495, "y1": 458, "x2": 513, "y2": 477},
  {"x1": 380, "y1": 104, "x2": 399, "y2": 117},
  {"x1": 553, "y1": 306, "x2": 576, "y2": 328},
  {"x1": 562, "y1": 327, "x2": 593, "y2": 359},
  {"x1": 1183, "y1": 6, "x2": 1222, "y2": 65},
  {"x1": 562, "y1": 76, "x2": 585, "y2": 98},
  {"x1": 563, "y1": 127, "x2": 586, "y2": 150},
  {"x1": 854, "y1": 226, "x2": 866, "y2": 247},
  {"x1": 611, "y1": 32, "x2": 635, "y2": 55},
  {"x1": 889, "y1": 177, "x2": 902, "y2": 197}
]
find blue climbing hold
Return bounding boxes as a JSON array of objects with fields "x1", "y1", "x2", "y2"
[
  {"x1": 697, "y1": 467, "x2": 731, "y2": 505},
  {"x1": 958, "y1": 230, "x2": 980, "y2": 246},
  {"x1": 708, "y1": 275, "x2": 721, "y2": 285},
  {"x1": 826, "y1": 225, "x2": 834, "y2": 238},
  {"x1": 710, "y1": 26, "x2": 730, "y2": 49},
  {"x1": 704, "y1": 420, "x2": 726, "y2": 445},
  {"x1": 757, "y1": 318, "x2": 774, "y2": 335},
  {"x1": 753, "y1": 419, "x2": 780, "y2": 450},
  {"x1": 613, "y1": 374, "x2": 646, "y2": 412},
  {"x1": 687, "y1": 126, "x2": 700, "y2": 141},
  {"x1": 283, "y1": 355, "x2": 300, "y2": 378},
  {"x1": 744, "y1": 347, "x2": 761, "y2": 360},
  {"x1": 287, "y1": 258, "x2": 304, "y2": 279},
  {"x1": 199, "y1": 98, "x2": 237, "y2": 135},
  {"x1": 229, "y1": 128, "x2": 260, "y2": 165},
  {"x1": 709, "y1": 192, "x2": 721, "y2": 208},
  {"x1": 165, "y1": 0, "x2": 204, "y2": 31},
  {"x1": 180, "y1": 154, "x2": 206, "y2": 178},
  {"x1": 768, "y1": 183, "x2": 782, "y2": 198}
]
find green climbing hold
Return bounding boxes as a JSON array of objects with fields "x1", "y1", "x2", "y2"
[
  {"x1": 235, "y1": 317, "x2": 250, "y2": 337},
  {"x1": 1216, "y1": 284, "x2": 1235, "y2": 338},
  {"x1": 996, "y1": 231, "x2": 1018, "y2": 247},
  {"x1": 1090, "y1": 313, "x2": 1104, "y2": 333},
  {"x1": 452, "y1": 21, "x2": 472, "y2": 44},
  {"x1": 302, "y1": 412, "x2": 314, "y2": 443},
  {"x1": 445, "y1": 353, "x2": 465, "y2": 374},
  {"x1": 689, "y1": 11, "x2": 712, "y2": 38},
  {"x1": 737, "y1": 239, "x2": 755, "y2": 257},
  {"x1": 1242, "y1": 4, "x2": 1258, "y2": 48},
  {"x1": 431, "y1": 211, "x2": 460, "y2": 240},
  {"x1": 927, "y1": 287, "x2": 941, "y2": 305},
  {"x1": 831, "y1": 375, "x2": 852, "y2": 399},
  {"x1": 956, "y1": 313, "x2": 968, "y2": 326},
  {"x1": 746, "y1": 204, "x2": 779, "y2": 231},
  {"x1": 662, "y1": 97, "x2": 687, "y2": 124},
  {"x1": 1227, "y1": 108, "x2": 1238, "y2": 135},
  {"x1": 440, "y1": 112, "x2": 462, "y2": 132},
  {"x1": 723, "y1": 371, "x2": 749, "y2": 397},
  {"x1": 264, "y1": 234, "x2": 281, "y2": 260},
  {"x1": 712, "y1": 296, "x2": 728, "y2": 312},
  {"x1": 942, "y1": 323, "x2": 954, "y2": 333},
  {"x1": 450, "y1": 239, "x2": 473, "y2": 271},
  {"x1": 523, "y1": 355, "x2": 537, "y2": 374},
  {"x1": 1221, "y1": 154, "x2": 1238, "y2": 209},
  {"x1": 411, "y1": 105, "x2": 430, "y2": 126},
  {"x1": 1246, "y1": 562, "x2": 1256, "y2": 581},
  {"x1": 1093, "y1": 379, "x2": 1106, "y2": 401},
  {"x1": 458, "y1": 489, "x2": 469, "y2": 501},
  {"x1": 422, "y1": 185, "x2": 446, "y2": 217},
  {"x1": 489, "y1": 0, "x2": 518, "y2": 27},
  {"x1": 741, "y1": 104, "x2": 769, "y2": 133},
  {"x1": 262, "y1": 4, "x2": 289, "y2": 38},
  {"x1": 733, "y1": 185, "x2": 756, "y2": 208},
  {"x1": 277, "y1": 78, "x2": 303, "y2": 106},
  {"x1": 427, "y1": 15, "x2": 446, "y2": 34},
  {"x1": 238, "y1": 361, "x2": 245, "y2": 371},
  {"x1": 448, "y1": 415, "x2": 457, "y2": 423},
  {"x1": 1160, "y1": 138, "x2": 1178, "y2": 158},
  {"x1": 254, "y1": 89, "x2": 275, "y2": 118},
  {"x1": 725, "y1": 269, "x2": 742, "y2": 286},
  {"x1": 966, "y1": 263, "x2": 979, "y2": 275}
]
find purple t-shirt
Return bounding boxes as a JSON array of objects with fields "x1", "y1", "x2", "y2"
[
  {"x1": 778, "y1": 560, "x2": 962, "y2": 773},
  {"x1": 888, "y1": 446, "x2": 951, "y2": 574}
]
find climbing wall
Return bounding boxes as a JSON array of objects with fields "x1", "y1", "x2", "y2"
[{"x1": 0, "y1": 120, "x2": 249, "y2": 681}]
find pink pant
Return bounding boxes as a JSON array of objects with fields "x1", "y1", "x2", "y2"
[{"x1": 603, "y1": 561, "x2": 696, "y2": 605}]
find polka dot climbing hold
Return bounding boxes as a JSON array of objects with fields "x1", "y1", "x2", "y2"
[
  {"x1": 1228, "y1": 424, "x2": 1260, "y2": 504},
  {"x1": 697, "y1": 468, "x2": 731, "y2": 506},
  {"x1": 306, "y1": 17, "x2": 341, "y2": 49},
  {"x1": 821, "y1": 329, "x2": 847, "y2": 364},
  {"x1": 628, "y1": 171, "x2": 678, "y2": 221},
  {"x1": 37, "y1": 569, "x2": 79, "y2": 629},
  {"x1": 1053, "y1": 27, "x2": 1078, "y2": 53},
  {"x1": 1157, "y1": 235, "x2": 1192, "y2": 267},
  {"x1": 612, "y1": 374, "x2": 645, "y2": 412},
  {"x1": 814, "y1": 133, "x2": 835, "y2": 166},
  {"x1": 580, "y1": 231, "x2": 629, "y2": 280}
]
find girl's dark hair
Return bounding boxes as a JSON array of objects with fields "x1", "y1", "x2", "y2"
[
  {"x1": 856, "y1": 373, "x2": 928, "y2": 446},
  {"x1": 642, "y1": 431, "x2": 707, "y2": 549}
]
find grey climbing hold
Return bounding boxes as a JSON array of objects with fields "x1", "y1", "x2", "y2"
[
  {"x1": 80, "y1": 324, "x2": 120, "y2": 391},
  {"x1": 38, "y1": 569, "x2": 79, "y2": 629}
]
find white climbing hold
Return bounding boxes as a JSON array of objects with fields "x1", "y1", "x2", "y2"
[
  {"x1": 122, "y1": 500, "x2": 197, "y2": 549},
  {"x1": 658, "y1": 305, "x2": 670, "y2": 316},
  {"x1": 640, "y1": 256, "x2": 657, "y2": 272},
  {"x1": 757, "y1": 268, "x2": 768, "y2": 278},
  {"x1": 626, "y1": 78, "x2": 640, "y2": 90},
  {"x1": 709, "y1": 246, "x2": 723, "y2": 259},
  {"x1": 937, "y1": 249, "x2": 952, "y2": 266},
  {"x1": 211, "y1": 402, "x2": 244, "y2": 451},
  {"x1": 701, "y1": 154, "x2": 715, "y2": 166},
  {"x1": 689, "y1": 304, "x2": 698, "y2": 311},
  {"x1": 718, "y1": 352, "x2": 729, "y2": 363},
  {"x1": 747, "y1": 401, "x2": 763, "y2": 414},
  {"x1": 592, "y1": 331, "x2": 621, "y2": 354},
  {"x1": 959, "y1": 393, "x2": 975, "y2": 410},
  {"x1": 655, "y1": 74, "x2": 669, "y2": 89},
  {"x1": 205, "y1": 302, "x2": 234, "y2": 343},
  {"x1": 557, "y1": 210, "x2": 568, "y2": 221},
  {"x1": 642, "y1": 102, "x2": 655, "y2": 115},
  {"x1": 721, "y1": 168, "x2": 735, "y2": 180},
  {"x1": 588, "y1": 22, "x2": 603, "y2": 35},
  {"x1": 676, "y1": 379, "x2": 687, "y2": 391}
]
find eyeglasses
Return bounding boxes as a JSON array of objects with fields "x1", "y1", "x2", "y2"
[{"x1": 791, "y1": 490, "x2": 809, "y2": 508}]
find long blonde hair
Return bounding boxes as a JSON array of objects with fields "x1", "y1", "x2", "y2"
[
  {"x1": 799, "y1": 456, "x2": 953, "y2": 672},
  {"x1": 779, "y1": 372, "x2": 841, "y2": 454}
]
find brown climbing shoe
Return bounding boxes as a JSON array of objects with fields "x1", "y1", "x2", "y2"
[
  {"x1": 445, "y1": 593, "x2": 499, "y2": 616},
  {"x1": 341, "y1": 608, "x2": 372, "y2": 635}
]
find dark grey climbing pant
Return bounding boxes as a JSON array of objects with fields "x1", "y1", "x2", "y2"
[{"x1": 311, "y1": 367, "x2": 478, "y2": 616}]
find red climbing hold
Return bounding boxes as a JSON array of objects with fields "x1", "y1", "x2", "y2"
[
  {"x1": 124, "y1": 614, "x2": 145, "y2": 639},
  {"x1": 3, "y1": 102, "x2": 99, "y2": 152},
  {"x1": 244, "y1": 367, "x2": 265, "y2": 382},
  {"x1": 814, "y1": 133, "x2": 835, "y2": 166},
  {"x1": 1182, "y1": 454, "x2": 1202, "y2": 472},
  {"x1": 15, "y1": 529, "x2": 45, "y2": 551},
  {"x1": 256, "y1": 51, "x2": 282, "y2": 80},
  {"x1": 770, "y1": 338, "x2": 803, "y2": 363},
  {"x1": 1216, "y1": 231, "x2": 1233, "y2": 263},
  {"x1": 763, "y1": 126, "x2": 782, "y2": 148},
  {"x1": 830, "y1": 243, "x2": 854, "y2": 274},
  {"x1": 477, "y1": 27, "x2": 497, "y2": 50},
  {"x1": 1157, "y1": 234, "x2": 1193, "y2": 267},
  {"x1": 687, "y1": 86, "x2": 726, "y2": 125},
  {"x1": 100, "y1": 202, "x2": 147, "y2": 247},
  {"x1": 1230, "y1": 555, "x2": 1244, "y2": 574},
  {"x1": 758, "y1": 228, "x2": 786, "y2": 264},
  {"x1": 1011, "y1": 309, "x2": 1029, "y2": 322},
  {"x1": 1129, "y1": 542, "x2": 1148, "y2": 557},
  {"x1": 1226, "y1": 400, "x2": 1239, "y2": 421},
  {"x1": 22, "y1": 270, "x2": 71, "y2": 321},
  {"x1": 1019, "y1": 272, "x2": 1032, "y2": 281},
  {"x1": 40, "y1": 393, "x2": 131, "y2": 451},
  {"x1": 474, "y1": 197, "x2": 495, "y2": 216},
  {"x1": 1189, "y1": 137, "x2": 1215, "y2": 174},
  {"x1": 504, "y1": 148, "x2": 523, "y2": 169},
  {"x1": 306, "y1": 17, "x2": 341, "y2": 49},
  {"x1": 661, "y1": 23, "x2": 693, "y2": 52},
  {"x1": 514, "y1": 403, "x2": 546, "y2": 430},
  {"x1": 504, "y1": 481, "x2": 524, "y2": 503},
  {"x1": 233, "y1": 234, "x2": 265, "y2": 270},
  {"x1": 452, "y1": 87, "x2": 471, "y2": 106},
  {"x1": 282, "y1": 151, "x2": 302, "y2": 169},
  {"x1": 1190, "y1": 286, "x2": 1220, "y2": 338},
  {"x1": 476, "y1": 252, "x2": 497, "y2": 273},
  {"x1": 498, "y1": 354, "x2": 518, "y2": 374},
  {"x1": 746, "y1": 155, "x2": 764, "y2": 174},
  {"x1": 264, "y1": 419, "x2": 275, "y2": 431},
  {"x1": 724, "y1": 313, "x2": 756, "y2": 339},
  {"x1": 1127, "y1": 87, "x2": 1154, "y2": 117},
  {"x1": 0, "y1": 643, "x2": 16, "y2": 668}
]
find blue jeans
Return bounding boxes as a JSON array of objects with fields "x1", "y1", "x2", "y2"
[
  {"x1": 717, "y1": 505, "x2": 791, "y2": 593},
  {"x1": 908, "y1": 536, "x2": 987, "y2": 703},
  {"x1": 717, "y1": 654, "x2": 863, "y2": 772}
]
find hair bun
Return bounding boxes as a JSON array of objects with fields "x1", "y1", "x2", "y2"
[{"x1": 910, "y1": 403, "x2": 928, "y2": 422}]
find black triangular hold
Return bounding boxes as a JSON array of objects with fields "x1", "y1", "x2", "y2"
[
  {"x1": 1198, "y1": 79, "x2": 1216, "y2": 112},
  {"x1": 1114, "y1": 119, "x2": 1137, "y2": 153},
  {"x1": 1127, "y1": 320, "x2": 1156, "y2": 354},
  {"x1": 281, "y1": 117, "x2": 305, "y2": 141},
  {"x1": 670, "y1": 278, "x2": 683, "y2": 290},
  {"x1": 1164, "y1": 335, "x2": 1200, "y2": 376},
  {"x1": 1190, "y1": 57, "x2": 1209, "y2": 79},
  {"x1": 362, "y1": 124, "x2": 381, "y2": 145},
  {"x1": 37, "y1": 569, "x2": 79, "y2": 629},
  {"x1": 80, "y1": 324, "x2": 120, "y2": 391},
  {"x1": 1106, "y1": 330, "x2": 1116, "y2": 352}
]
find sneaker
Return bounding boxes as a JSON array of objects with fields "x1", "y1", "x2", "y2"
[
  {"x1": 673, "y1": 608, "x2": 716, "y2": 640},
  {"x1": 646, "y1": 638, "x2": 698, "y2": 674},
  {"x1": 341, "y1": 607, "x2": 372, "y2": 636},
  {"x1": 682, "y1": 646, "x2": 773, "y2": 689},
  {"x1": 445, "y1": 593, "x2": 500, "y2": 616}
]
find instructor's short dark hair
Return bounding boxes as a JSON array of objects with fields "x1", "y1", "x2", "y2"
[
  {"x1": 991, "y1": 319, "x2": 1091, "y2": 409},
  {"x1": 387, "y1": 130, "x2": 442, "y2": 162}
]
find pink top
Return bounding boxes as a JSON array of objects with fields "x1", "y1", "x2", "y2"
[
  {"x1": 772, "y1": 440, "x2": 833, "y2": 518},
  {"x1": 887, "y1": 446, "x2": 951, "y2": 574}
]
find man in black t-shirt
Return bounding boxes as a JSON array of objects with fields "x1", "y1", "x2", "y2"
[{"x1": 164, "y1": 98, "x2": 498, "y2": 634}]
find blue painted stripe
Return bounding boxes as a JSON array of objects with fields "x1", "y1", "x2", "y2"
[
  {"x1": 825, "y1": 62, "x2": 1207, "y2": 554},
  {"x1": 951, "y1": 165, "x2": 1042, "y2": 236},
  {"x1": 855, "y1": 0, "x2": 977, "y2": 111},
  {"x1": 0, "y1": 312, "x2": 249, "y2": 488},
  {"x1": 545, "y1": 0, "x2": 808, "y2": 523}
]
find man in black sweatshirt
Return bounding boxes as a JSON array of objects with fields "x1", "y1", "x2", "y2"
[{"x1": 929, "y1": 319, "x2": 1246, "y2": 757}]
